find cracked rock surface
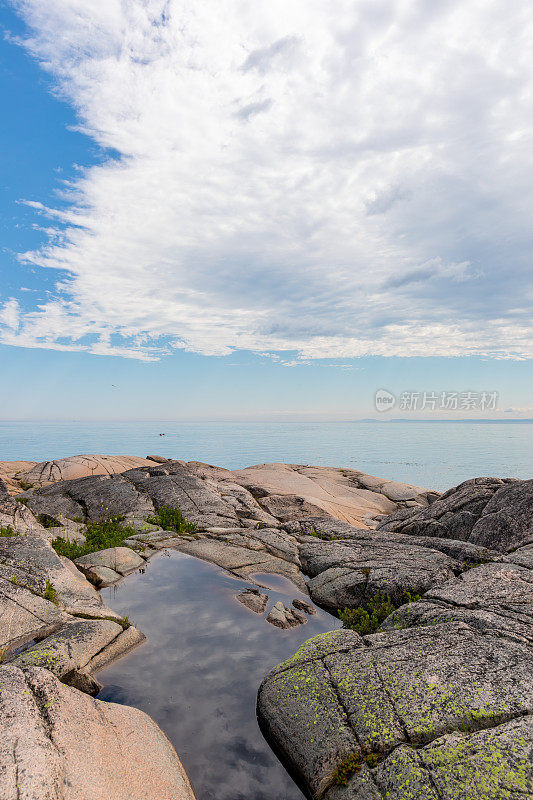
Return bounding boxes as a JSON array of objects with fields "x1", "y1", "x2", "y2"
[
  {"x1": 3, "y1": 462, "x2": 532, "y2": 800},
  {"x1": 377, "y1": 476, "x2": 533, "y2": 552},
  {"x1": 17, "y1": 459, "x2": 435, "y2": 528},
  {"x1": 0, "y1": 531, "x2": 143, "y2": 691},
  {"x1": 0, "y1": 454, "x2": 155, "y2": 493},
  {"x1": 257, "y1": 477, "x2": 533, "y2": 800}
]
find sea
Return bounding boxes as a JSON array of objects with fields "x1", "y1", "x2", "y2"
[{"x1": 0, "y1": 420, "x2": 531, "y2": 491}]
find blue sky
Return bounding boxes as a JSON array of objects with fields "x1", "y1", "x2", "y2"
[{"x1": 0, "y1": 0, "x2": 531, "y2": 421}]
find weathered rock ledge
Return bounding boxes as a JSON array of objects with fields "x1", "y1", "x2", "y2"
[{"x1": 1, "y1": 457, "x2": 531, "y2": 799}]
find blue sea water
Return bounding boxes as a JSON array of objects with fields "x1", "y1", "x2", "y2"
[{"x1": 0, "y1": 420, "x2": 531, "y2": 491}]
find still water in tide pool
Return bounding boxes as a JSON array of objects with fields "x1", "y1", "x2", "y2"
[{"x1": 97, "y1": 550, "x2": 342, "y2": 800}]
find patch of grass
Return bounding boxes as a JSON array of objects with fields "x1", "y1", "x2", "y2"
[
  {"x1": 307, "y1": 527, "x2": 328, "y2": 540},
  {"x1": 52, "y1": 515, "x2": 136, "y2": 560},
  {"x1": 52, "y1": 539, "x2": 87, "y2": 560},
  {"x1": 43, "y1": 580, "x2": 58, "y2": 605},
  {"x1": 338, "y1": 589, "x2": 421, "y2": 635},
  {"x1": 37, "y1": 514, "x2": 62, "y2": 529},
  {"x1": 148, "y1": 506, "x2": 197, "y2": 534},
  {"x1": 18, "y1": 480, "x2": 34, "y2": 491},
  {"x1": 0, "y1": 525, "x2": 19, "y2": 537},
  {"x1": 306, "y1": 527, "x2": 341, "y2": 541}
]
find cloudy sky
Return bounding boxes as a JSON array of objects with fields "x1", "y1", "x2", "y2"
[{"x1": 0, "y1": 0, "x2": 532, "y2": 419}]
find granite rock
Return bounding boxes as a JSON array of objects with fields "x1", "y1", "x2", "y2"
[
  {"x1": 377, "y1": 476, "x2": 532, "y2": 553},
  {"x1": 258, "y1": 623, "x2": 533, "y2": 799},
  {"x1": 293, "y1": 597, "x2": 317, "y2": 615},
  {"x1": 236, "y1": 588, "x2": 269, "y2": 614},
  {"x1": 10, "y1": 454, "x2": 154, "y2": 489},
  {"x1": 383, "y1": 560, "x2": 533, "y2": 647},
  {"x1": 266, "y1": 601, "x2": 306, "y2": 629},
  {"x1": 300, "y1": 533, "x2": 458, "y2": 610},
  {"x1": 0, "y1": 665, "x2": 196, "y2": 799}
]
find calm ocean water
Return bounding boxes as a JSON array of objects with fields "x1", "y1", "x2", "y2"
[{"x1": 0, "y1": 421, "x2": 531, "y2": 491}]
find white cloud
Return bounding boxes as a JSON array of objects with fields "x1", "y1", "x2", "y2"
[
  {"x1": 2, "y1": 0, "x2": 533, "y2": 360},
  {"x1": 0, "y1": 299, "x2": 20, "y2": 330}
]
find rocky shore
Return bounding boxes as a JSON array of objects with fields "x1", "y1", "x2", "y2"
[{"x1": 0, "y1": 454, "x2": 531, "y2": 799}]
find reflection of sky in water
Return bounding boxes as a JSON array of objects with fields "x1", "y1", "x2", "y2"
[{"x1": 98, "y1": 551, "x2": 341, "y2": 800}]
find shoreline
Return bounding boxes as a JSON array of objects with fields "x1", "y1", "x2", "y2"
[{"x1": 0, "y1": 454, "x2": 531, "y2": 799}]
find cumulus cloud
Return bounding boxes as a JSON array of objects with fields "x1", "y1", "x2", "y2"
[{"x1": 2, "y1": 0, "x2": 533, "y2": 360}]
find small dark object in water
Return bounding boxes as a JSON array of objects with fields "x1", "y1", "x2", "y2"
[{"x1": 159, "y1": 433, "x2": 165, "y2": 436}]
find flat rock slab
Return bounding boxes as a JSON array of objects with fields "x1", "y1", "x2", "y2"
[
  {"x1": 258, "y1": 623, "x2": 533, "y2": 799},
  {"x1": 84, "y1": 625, "x2": 146, "y2": 673},
  {"x1": 171, "y1": 537, "x2": 308, "y2": 591},
  {"x1": 224, "y1": 463, "x2": 433, "y2": 526},
  {"x1": 83, "y1": 564, "x2": 122, "y2": 586},
  {"x1": 0, "y1": 665, "x2": 196, "y2": 800},
  {"x1": 11, "y1": 454, "x2": 155, "y2": 488},
  {"x1": 75, "y1": 546, "x2": 145, "y2": 576}
]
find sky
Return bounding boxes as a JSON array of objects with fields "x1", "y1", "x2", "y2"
[{"x1": 0, "y1": 0, "x2": 532, "y2": 420}]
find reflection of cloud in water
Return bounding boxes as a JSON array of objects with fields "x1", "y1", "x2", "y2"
[{"x1": 98, "y1": 551, "x2": 341, "y2": 800}]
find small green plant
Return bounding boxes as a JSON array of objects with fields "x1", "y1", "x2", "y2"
[
  {"x1": 331, "y1": 751, "x2": 381, "y2": 786},
  {"x1": 148, "y1": 506, "x2": 197, "y2": 534},
  {"x1": 460, "y1": 550, "x2": 494, "y2": 572},
  {"x1": 332, "y1": 753, "x2": 362, "y2": 785},
  {"x1": 44, "y1": 580, "x2": 58, "y2": 605},
  {"x1": 0, "y1": 525, "x2": 19, "y2": 537},
  {"x1": 306, "y1": 527, "x2": 341, "y2": 541},
  {"x1": 52, "y1": 539, "x2": 86, "y2": 559},
  {"x1": 18, "y1": 480, "x2": 34, "y2": 491},
  {"x1": 307, "y1": 527, "x2": 328, "y2": 540},
  {"x1": 338, "y1": 590, "x2": 421, "y2": 635},
  {"x1": 37, "y1": 514, "x2": 62, "y2": 529},
  {"x1": 364, "y1": 753, "x2": 380, "y2": 768},
  {"x1": 52, "y1": 515, "x2": 137, "y2": 560}
]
